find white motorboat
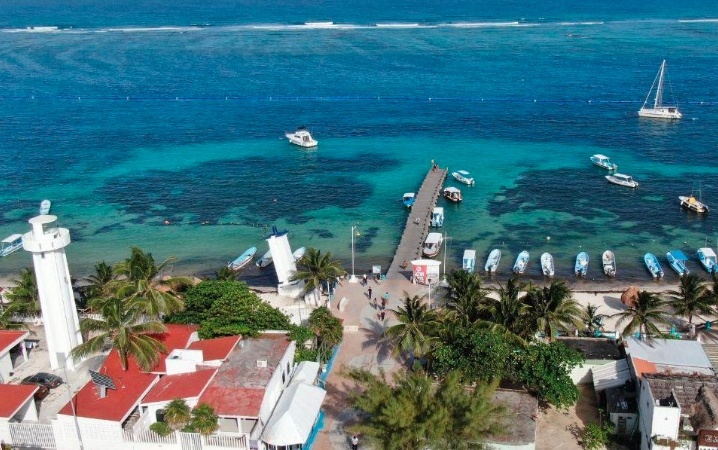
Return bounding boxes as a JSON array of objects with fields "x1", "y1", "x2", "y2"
[
  {"x1": 402, "y1": 192, "x2": 415, "y2": 208},
  {"x1": 513, "y1": 250, "x2": 529, "y2": 274},
  {"x1": 485, "y1": 249, "x2": 501, "y2": 273},
  {"x1": 666, "y1": 250, "x2": 689, "y2": 277},
  {"x1": 452, "y1": 170, "x2": 475, "y2": 186},
  {"x1": 39, "y1": 199, "x2": 51, "y2": 215},
  {"x1": 462, "y1": 249, "x2": 476, "y2": 273},
  {"x1": 292, "y1": 246, "x2": 307, "y2": 262},
  {"x1": 256, "y1": 249, "x2": 273, "y2": 268},
  {"x1": 422, "y1": 232, "x2": 443, "y2": 258},
  {"x1": 644, "y1": 253, "x2": 664, "y2": 279},
  {"x1": 698, "y1": 248, "x2": 718, "y2": 273},
  {"x1": 680, "y1": 194, "x2": 709, "y2": 213},
  {"x1": 0, "y1": 234, "x2": 23, "y2": 257},
  {"x1": 285, "y1": 127, "x2": 318, "y2": 148},
  {"x1": 431, "y1": 207, "x2": 444, "y2": 227},
  {"x1": 443, "y1": 187, "x2": 462, "y2": 203},
  {"x1": 541, "y1": 252, "x2": 554, "y2": 277},
  {"x1": 606, "y1": 173, "x2": 639, "y2": 188},
  {"x1": 638, "y1": 60, "x2": 682, "y2": 120},
  {"x1": 602, "y1": 250, "x2": 616, "y2": 277},
  {"x1": 590, "y1": 154, "x2": 617, "y2": 171},
  {"x1": 575, "y1": 251, "x2": 589, "y2": 277},
  {"x1": 228, "y1": 246, "x2": 257, "y2": 270}
]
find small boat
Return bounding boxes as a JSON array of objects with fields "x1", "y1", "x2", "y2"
[
  {"x1": 666, "y1": 250, "x2": 689, "y2": 277},
  {"x1": 285, "y1": 127, "x2": 318, "y2": 148},
  {"x1": 513, "y1": 251, "x2": 529, "y2": 275},
  {"x1": 606, "y1": 173, "x2": 639, "y2": 188},
  {"x1": 452, "y1": 170, "x2": 475, "y2": 186},
  {"x1": 292, "y1": 246, "x2": 306, "y2": 262},
  {"x1": 462, "y1": 249, "x2": 476, "y2": 273},
  {"x1": 0, "y1": 234, "x2": 24, "y2": 257},
  {"x1": 698, "y1": 248, "x2": 718, "y2": 274},
  {"x1": 402, "y1": 192, "x2": 416, "y2": 208},
  {"x1": 256, "y1": 249, "x2": 273, "y2": 268},
  {"x1": 644, "y1": 253, "x2": 664, "y2": 279},
  {"x1": 422, "y1": 233, "x2": 443, "y2": 258},
  {"x1": 485, "y1": 249, "x2": 501, "y2": 273},
  {"x1": 39, "y1": 199, "x2": 51, "y2": 215},
  {"x1": 680, "y1": 194, "x2": 709, "y2": 213},
  {"x1": 575, "y1": 252, "x2": 589, "y2": 277},
  {"x1": 431, "y1": 207, "x2": 444, "y2": 227},
  {"x1": 602, "y1": 250, "x2": 616, "y2": 277},
  {"x1": 590, "y1": 154, "x2": 617, "y2": 171},
  {"x1": 541, "y1": 252, "x2": 554, "y2": 277},
  {"x1": 443, "y1": 187, "x2": 462, "y2": 203},
  {"x1": 638, "y1": 60, "x2": 682, "y2": 120},
  {"x1": 228, "y1": 246, "x2": 257, "y2": 270}
]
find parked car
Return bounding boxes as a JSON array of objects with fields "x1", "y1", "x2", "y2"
[
  {"x1": 22, "y1": 372, "x2": 63, "y2": 389},
  {"x1": 21, "y1": 382, "x2": 50, "y2": 400}
]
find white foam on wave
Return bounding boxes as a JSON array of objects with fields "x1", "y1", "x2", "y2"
[
  {"x1": 444, "y1": 21, "x2": 521, "y2": 28},
  {"x1": 374, "y1": 23, "x2": 424, "y2": 28},
  {"x1": 3, "y1": 26, "x2": 59, "y2": 33},
  {"x1": 104, "y1": 26, "x2": 203, "y2": 33},
  {"x1": 678, "y1": 18, "x2": 718, "y2": 23},
  {"x1": 558, "y1": 21, "x2": 604, "y2": 26}
]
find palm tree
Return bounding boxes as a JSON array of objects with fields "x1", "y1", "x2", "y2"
[
  {"x1": 667, "y1": 273, "x2": 712, "y2": 324},
  {"x1": 524, "y1": 280, "x2": 582, "y2": 341},
  {"x1": 613, "y1": 290, "x2": 670, "y2": 339},
  {"x1": 85, "y1": 261, "x2": 115, "y2": 300},
  {"x1": 582, "y1": 304, "x2": 606, "y2": 336},
  {"x1": 71, "y1": 297, "x2": 167, "y2": 371},
  {"x1": 113, "y1": 247, "x2": 185, "y2": 316},
  {"x1": 481, "y1": 277, "x2": 531, "y2": 341},
  {"x1": 214, "y1": 266, "x2": 236, "y2": 281},
  {"x1": 6, "y1": 268, "x2": 40, "y2": 315},
  {"x1": 164, "y1": 398, "x2": 191, "y2": 430},
  {"x1": 188, "y1": 404, "x2": 219, "y2": 435},
  {"x1": 382, "y1": 293, "x2": 439, "y2": 360},
  {"x1": 0, "y1": 302, "x2": 29, "y2": 330},
  {"x1": 443, "y1": 270, "x2": 488, "y2": 326},
  {"x1": 292, "y1": 248, "x2": 344, "y2": 304}
]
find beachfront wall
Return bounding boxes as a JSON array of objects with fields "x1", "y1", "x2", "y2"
[{"x1": 638, "y1": 380, "x2": 681, "y2": 450}]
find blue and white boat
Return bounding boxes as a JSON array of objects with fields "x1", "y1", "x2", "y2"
[
  {"x1": 452, "y1": 170, "x2": 475, "y2": 186},
  {"x1": 462, "y1": 249, "x2": 476, "y2": 273},
  {"x1": 39, "y1": 199, "x2": 51, "y2": 215},
  {"x1": 485, "y1": 249, "x2": 501, "y2": 273},
  {"x1": 431, "y1": 207, "x2": 444, "y2": 227},
  {"x1": 574, "y1": 252, "x2": 589, "y2": 277},
  {"x1": 590, "y1": 154, "x2": 617, "y2": 171},
  {"x1": 293, "y1": 246, "x2": 307, "y2": 262},
  {"x1": 513, "y1": 250, "x2": 529, "y2": 274},
  {"x1": 541, "y1": 252, "x2": 554, "y2": 277},
  {"x1": 228, "y1": 246, "x2": 257, "y2": 270},
  {"x1": 644, "y1": 253, "x2": 664, "y2": 279},
  {"x1": 666, "y1": 250, "x2": 689, "y2": 277},
  {"x1": 602, "y1": 250, "x2": 616, "y2": 277},
  {"x1": 256, "y1": 249, "x2": 273, "y2": 268},
  {"x1": 0, "y1": 234, "x2": 23, "y2": 257},
  {"x1": 697, "y1": 248, "x2": 718, "y2": 273},
  {"x1": 402, "y1": 192, "x2": 416, "y2": 208}
]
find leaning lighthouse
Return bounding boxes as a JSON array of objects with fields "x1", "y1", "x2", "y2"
[{"x1": 22, "y1": 215, "x2": 82, "y2": 370}]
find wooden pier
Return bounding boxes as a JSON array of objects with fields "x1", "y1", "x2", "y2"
[{"x1": 386, "y1": 167, "x2": 448, "y2": 281}]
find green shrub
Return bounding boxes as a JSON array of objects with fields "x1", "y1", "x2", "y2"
[{"x1": 149, "y1": 421, "x2": 173, "y2": 437}]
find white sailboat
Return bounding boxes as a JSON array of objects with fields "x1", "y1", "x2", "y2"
[{"x1": 638, "y1": 60, "x2": 682, "y2": 120}]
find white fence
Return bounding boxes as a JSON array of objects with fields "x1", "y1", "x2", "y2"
[
  {"x1": 9, "y1": 423, "x2": 56, "y2": 448},
  {"x1": 121, "y1": 429, "x2": 248, "y2": 449}
]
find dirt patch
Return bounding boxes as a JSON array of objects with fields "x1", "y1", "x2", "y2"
[{"x1": 536, "y1": 385, "x2": 600, "y2": 450}]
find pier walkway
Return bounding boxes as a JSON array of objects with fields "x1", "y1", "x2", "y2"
[{"x1": 386, "y1": 167, "x2": 448, "y2": 281}]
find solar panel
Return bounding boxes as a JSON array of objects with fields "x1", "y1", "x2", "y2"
[{"x1": 89, "y1": 370, "x2": 116, "y2": 390}]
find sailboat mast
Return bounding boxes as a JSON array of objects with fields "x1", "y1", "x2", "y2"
[{"x1": 654, "y1": 60, "x2": 666, "y2": 108}]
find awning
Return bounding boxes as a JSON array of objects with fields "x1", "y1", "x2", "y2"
[
  {"x1": 591, "y1": 359, "x2": 630, "y2": 392},
  {"x1": 261, "y1": 383, "x2": 326, "y2": 446},
  {"x1": 670, "y1": 250, "x2": 689, "y2": 261},
  {"x1": 290, "y1": 361, "x2": 320, "y2": 386}
]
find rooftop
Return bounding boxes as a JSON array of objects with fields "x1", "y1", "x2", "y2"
[
  {"x1": 0, "y1": 384, "x2": 38, "y2": 418},
  {"x1": 643, "y1": 373, "x2": 718, "y2": 410},
  {"x1": 187, "y1": 335, "x2": 239, "y2": 362},
  {"x1": 626, "y1": 337, "x2": 714, "y2": 376},
  {"x1": 142, "y1": 368, "x2": 217, "y2": 404},
  {"x1": 490, "y1": 389, "x2": 538, "y2": 446},
  {"x1": 558, "y1": 337, "x2": 622, "y2": 361},
  {"x1": 0, "y1": 330, "x2": 29, "y2": 355}
]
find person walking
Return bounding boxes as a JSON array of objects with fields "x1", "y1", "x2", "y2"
[
  {"x1": 351, "y1": 435, "x2": 359, "y2": 450},
  {"x1": 380, "y1": 310, "x2": 385, "y2": 321},
  {"x1": 384, "y1": 291, "x2": 389, "y2": 302},
  {"x1": 367, "y1": 286, "x2": 373, "y2": 299}
]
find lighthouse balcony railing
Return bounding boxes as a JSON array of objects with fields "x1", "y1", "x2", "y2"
[{"x1": 22, "y1": 228, "x2": 71, "y2": 252}]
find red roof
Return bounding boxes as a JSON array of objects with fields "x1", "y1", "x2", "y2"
[
  {"x1": 0, "y1": 384, "x2": 38, "y2": 418},
  {"x1": 142, "y1": 369, "x2": 217, "y2": 404},
  {"x1": 632, "y1": 357, "x2": 658, "y2": 380},
  {"x1": 0, "y1": 330, "x2": 29, "y2": 355},
  {"x1": 59, "y1": 324, "x2": 199, "y2": 422},
  {"x1": 188, "y1": 336, "x2": 240, "y2": 362},
  {"x1": 200, "y1": 386, "x2": 266, "y2": 417}
]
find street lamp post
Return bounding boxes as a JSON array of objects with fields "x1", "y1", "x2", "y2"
[{"x1": 349, "y1": 225, "x2": 358, "y2": 283}]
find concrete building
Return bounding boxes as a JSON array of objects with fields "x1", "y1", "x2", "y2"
[{"x1": 0, "y1": 330, "x2": 30, "y2": 383}]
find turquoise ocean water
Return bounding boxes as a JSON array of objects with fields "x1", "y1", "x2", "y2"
[{"x1": 1, "y1": 0, "x2": 718, "y2": 286}]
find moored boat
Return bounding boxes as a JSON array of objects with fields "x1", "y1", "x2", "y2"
[
  {"x1": 679, "y1": 191, "x2": 709, "y2": 213},
  {"x1": 541, "y1": 252, "x2": 554, "y2": 277},
  {"x1": 452, "y1": 170, "x2": 475, "y2": 186},
  {"x1": 0, "y1": 234, "x2": 23, "y2": 257},
  {"x1": 443, "y1": 187, "x2": 462, "y2": 203},
  {"x1": 402, "y1": 192, "x2": 416, "y2": 208},
  {"x1": 256, "y1": 249, "x2": 273, "y2": 268},
  {"x1": 606, "y1": 173, "x2": 639, "y2": 188},
  {"x1": 422, "y1": 233, "x2": 443, "y2": 258},
  {"x1": 431, "y1": 207, "x2": 444, "y2": 227},
  {"x1": 666, "y1": 250, "x2": 689, "y2": 277},
  {"x1": 228, "y1": 246, "x2": 257, "y2": 270},
  {"x1": 292, "y1": 246, "x2": 307, "y2": 262},
  {"x1": 698, "y1": 248, "x2": 718, "y2": 273},
  {"x1": 285, "y1": 127, "x2": 318, "y2": 148},
  {"x1": 602, "y1": 250, "x2": 616, "y2": 277},
  {"x1": 485, "y1": 249, "x2": 501, "y2": 273},
  {"x1": 575, "y1": 252, "x2": 589, "y2": 277},
  {"x1": 39, "y1": 199, "x2": 51, "y2": 215},
  {"x1": 644, "y1": 253, "x2": 664, "y2": 279},
  {"x1": 590, "y1": 154, "x2": 617, "y2": 171},
  {"x1": 462, "y1": 249, "x2": 476, "y2": 273},
  {"x1": 638, "y1": 60, "x2": 682, "y2": 120},
  {"x1": 513, "y1": 250, "x2": 529, "y2": 274}
]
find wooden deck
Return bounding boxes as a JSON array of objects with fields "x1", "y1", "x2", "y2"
[{"x1": 386, "y1": 167, "x2": 448, "y2": 281}]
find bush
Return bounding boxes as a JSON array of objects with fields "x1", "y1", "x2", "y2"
[
  {"x1": 149, "y1": 421, "x2": 173, "y2": 437},
  {"x1": 582, "y1": 421, "x2": 612, "y2": 450}
]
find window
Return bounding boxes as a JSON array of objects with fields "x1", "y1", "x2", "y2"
[
  {"x1": 287, "y1": 362, "x2": 291, "y2": 375},
  {"x1": 282, "y1": 372, "x2": 286, "y2": 384},
  {"x1": 156, "y1": 409, "x2": 165, "y2": 423}
]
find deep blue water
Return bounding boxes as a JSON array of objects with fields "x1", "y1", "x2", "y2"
[{"x1": 1, "y1": 0, "x2": 718, "y2": 286}]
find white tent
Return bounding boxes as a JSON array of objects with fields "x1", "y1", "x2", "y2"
[
  {"x1": 290, "y1": 361, "x2": 320, "y2": 386},
  {"x1": 261, "y1": 383, "x2": 326, "y2": 446}
]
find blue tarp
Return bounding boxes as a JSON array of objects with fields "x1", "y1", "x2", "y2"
[{"x1": 670, "y1": 250, "x2": 689, "y2": 261}]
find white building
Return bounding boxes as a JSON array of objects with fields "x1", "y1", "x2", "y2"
[{"x1": 0, "y1": 330, "x2": 30, "y2": 383}]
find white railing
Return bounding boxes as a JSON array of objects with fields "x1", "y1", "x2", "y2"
[
  {"x1": 9, "y1": 423, "x2": 56, "y2": 448},
  {"x1": 122, "y1": 429, "x2": 177, "y2": 445},
  {"x1": 122, "y1": 430, "x2": 248, "y2": 449},
  {"x1": 201, "y1": 432, "x2": 248, "y2": 449}
]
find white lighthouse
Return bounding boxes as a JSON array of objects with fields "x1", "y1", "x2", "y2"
[{"x1": 22, "y1": 215, "x2": 82, "y2": 371}]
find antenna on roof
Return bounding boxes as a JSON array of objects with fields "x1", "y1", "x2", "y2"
[{"x1": 89, "y1": 369, "x2": 117, "y2": 399}]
